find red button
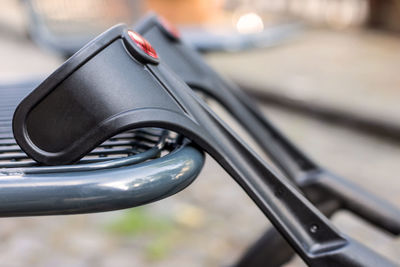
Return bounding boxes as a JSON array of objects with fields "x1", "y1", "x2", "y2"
[
  {"x1": 127, "y1": 30, "x2": 158, "y2": 59},
  {"x1": 159, "y1": 17, "x2": 181, "y2": 39}
]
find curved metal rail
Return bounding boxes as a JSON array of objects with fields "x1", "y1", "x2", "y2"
[{"x1": 0, "y1": 144, "x2": 203, "y2": 216}]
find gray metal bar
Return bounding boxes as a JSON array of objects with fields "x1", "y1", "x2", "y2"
[{"x1": 0, "y1": 145, "x2": 204, "y2": 217}]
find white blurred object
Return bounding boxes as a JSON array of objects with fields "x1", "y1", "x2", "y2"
[
  {"x1": 227, "y1": 0, "x2": 369, "y2": 29},
  {"x1": 236, "y1": 12, "x2": 264, "y2": 34}
]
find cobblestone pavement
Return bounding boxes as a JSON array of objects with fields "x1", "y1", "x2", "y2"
[{"x1": 0, "y1": 27, "x2": 399, "y2": 266}]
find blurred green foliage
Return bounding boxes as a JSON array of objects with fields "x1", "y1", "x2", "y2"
[
  {"x1": 108, "y1": 207, "x2": 173, "y2": 235},
  {"x1": 107, "y1": 207, "x2": 178, "y2": 261}
]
